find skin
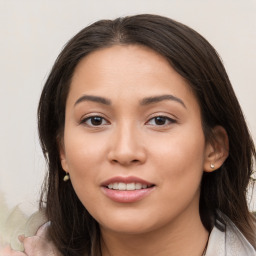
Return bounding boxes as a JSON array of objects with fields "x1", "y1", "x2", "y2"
[{"x1": 60, "y1": 45, "x2": 228, "y2": 256}]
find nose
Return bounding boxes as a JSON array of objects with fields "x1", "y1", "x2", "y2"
[{"x1": 107, "y1": 122, "x2": 146, "y2": 166}]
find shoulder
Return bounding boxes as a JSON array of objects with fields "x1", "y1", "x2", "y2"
[{"x1": 205, "y1": 212, "x2": 256, "y2": 256}]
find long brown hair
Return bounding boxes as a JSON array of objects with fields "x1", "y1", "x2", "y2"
[{"x1": 38, "y1": 14, "x2": 256, "y2": 255}]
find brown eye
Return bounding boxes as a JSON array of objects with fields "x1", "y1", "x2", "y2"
[
  {"x1": 90, "y1": 116, "x2": 103, "y2": 125},
  {"x1": 154, "y1": 116, "x2": 167, "y2": 125},
  {"x1": 147, "y1": 116, "x2": 176, "y2": 126},
  {"x1": 82, "y1": 116, "x2": 108, "y2": 126}
]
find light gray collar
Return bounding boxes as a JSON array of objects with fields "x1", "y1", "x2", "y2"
[{"x1": 205, "y1": 213, "x2": 255, "y2": 256}]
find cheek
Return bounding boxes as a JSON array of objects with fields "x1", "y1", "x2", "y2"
[
  {"x1": 149, "y1": 126, "x2": 206, "y2": 188},
  {"x1": 151, "y1": 126, "x2": 205, "y2": 163},
  {"x1": 64, "y1": 128, "x2": 106, "y2": 171},
  {"x1": 63, "y1": 130, "x2": 107, "y2": 200},
  {"x1": 142, "y1": 128, "x2": 205, "y2": 224}
]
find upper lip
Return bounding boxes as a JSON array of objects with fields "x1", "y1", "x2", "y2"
[{"x1": 101, "y1": 176, "x2": 155, "y2": 187}]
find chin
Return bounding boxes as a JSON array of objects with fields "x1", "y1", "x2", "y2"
[
  {"x1": 96, "y1": 211, "x2": 167, "y2": 236},
  {"x1": 100, "y1": 221, "x2": 155, "y2": 235}
]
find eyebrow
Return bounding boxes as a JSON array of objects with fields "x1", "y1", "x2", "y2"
[
  {"x1": 74, "y1": 94, "x2": 186, "y2": 108},
  {"x1": 140, "y1": 94, "x2": 186, "y2": 108},
  {"x1": 75, "y1": 95, "x2": 111, "y2": 106}
]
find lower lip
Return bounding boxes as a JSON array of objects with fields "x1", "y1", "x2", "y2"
[{"x1": 101, "y1": 186, "x2": 155, "y2": 203}]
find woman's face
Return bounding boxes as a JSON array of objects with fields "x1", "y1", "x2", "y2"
[{"x1": 60, "y1": 45, "x2": 213, "y2": 235}]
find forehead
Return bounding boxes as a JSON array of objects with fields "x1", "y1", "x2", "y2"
[
  {"x1": 68, "y1": 45, "x2": 197, "y2": 108},
  {"x1": 72, "y1": 44, "x2": 173, "y2": 81}
]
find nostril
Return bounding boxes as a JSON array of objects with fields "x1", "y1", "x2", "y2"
[{"x1": 110, "y1": 159, "x2": 140, "y2": 165}]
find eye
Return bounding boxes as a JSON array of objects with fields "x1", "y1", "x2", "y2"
[
  {"x1": 147, "y1": 116, "x2": 176, "y2": 126},
  {"x1": 81, "y1": 116, "x2": 108, "y2": 126}
]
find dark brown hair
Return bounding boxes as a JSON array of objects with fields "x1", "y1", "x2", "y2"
[{"x1": 38, "y1": 14, "x2": 256, "y2": 255}]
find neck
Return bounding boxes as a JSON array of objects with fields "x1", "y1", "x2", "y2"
[{"x1": 100, "y1": 208, "x2": 209, "y2": 256}]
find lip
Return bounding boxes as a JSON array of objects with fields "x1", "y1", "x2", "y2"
[
  {"x1": 101, "y1": 176, "x2": 155, "y2": 203},
  {"x1": 101, "y1": 176, "x2": 154, "y2": 187}
]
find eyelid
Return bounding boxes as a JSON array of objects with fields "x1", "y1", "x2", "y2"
[
  {"x1": 80, "y1": 113, "x2": 110, "y2": 127},
  {"x1": 145, "y1": 114, "x2": 177, "y2": 126}
]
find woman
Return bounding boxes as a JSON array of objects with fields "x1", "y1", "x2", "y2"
[{"x1": 3, "y1": 14, "x2": 256, "y2": 256}]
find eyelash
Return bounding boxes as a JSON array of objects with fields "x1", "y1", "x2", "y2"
[
  {"x1": 146, "y1": 116, "x2": 176, "y2": 126},
  {"x1": 81, "y1": 116, "x2": 109, "y2": 127},
  {"x1": 80, "y1": 115, "x2": 176, "y2": 128}
]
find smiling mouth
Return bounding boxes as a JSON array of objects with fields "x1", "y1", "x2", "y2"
[
  {"x1": 106, "y1": 182, "x2": 155, "y2": 191},
  {"x1": 101, "y1": 176, "x2": 156, "y2": 202}
]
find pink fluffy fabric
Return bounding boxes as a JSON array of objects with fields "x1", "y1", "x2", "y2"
[{"x1": 0, "y1": 223, "x2": 61, "y2": 256}]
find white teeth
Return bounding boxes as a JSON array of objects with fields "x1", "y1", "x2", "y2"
[
  {"x1": 118, "y1": 182, "x2": 126, "y2": 190},
  {"x1": 126, "y1": 183, "x2": 135, "y2": 190},
  {"x1": 107, "y1": 182, "x2": 150, "y2": 190},
  {"x1": 113, "y1": 183, "x2": 118, "y2": 189},
  {"x1": 135, "y1": 183, "x2": 142, "y2": 189}
]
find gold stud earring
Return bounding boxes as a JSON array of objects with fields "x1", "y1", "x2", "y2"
[
  {"x1": 210, "y1": 163, "x2": 215, "y2": 169},
  {"x1": 63, "y1": 172, "x2": 70, "y2": 182}
]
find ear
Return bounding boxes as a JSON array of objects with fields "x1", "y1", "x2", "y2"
[
  {"x1": 203, "y1": 126, "x2": 229, "y2": 172},
  {"x1": 58, "y1": 138, "x2": 69, "y2": 173}
]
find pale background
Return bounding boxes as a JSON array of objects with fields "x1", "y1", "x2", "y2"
[{"x1": 0, "y1": 0, "x2": 255, "y2": 215}]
